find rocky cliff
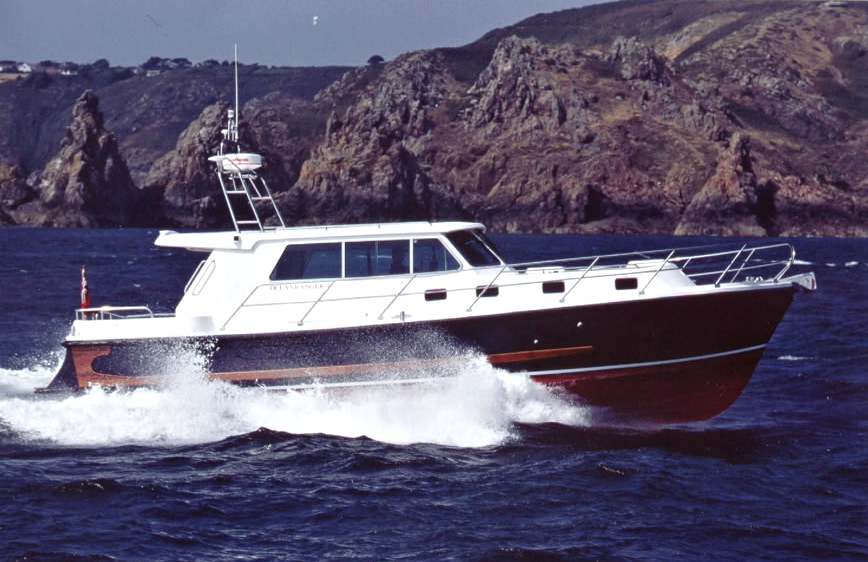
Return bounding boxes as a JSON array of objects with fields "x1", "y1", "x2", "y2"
[
  {"x1": 282, "y1": 0, "x2": 868, "y2": 236},
  {"x1": 2, "y1": 0, "x2": 867, "y2": 236},
  {"x1": 8, "y1": 90, "x2": 141, "y2": 226},
  {"x1": 143, "y1": 101, "x2": 231, "y2": 228}
]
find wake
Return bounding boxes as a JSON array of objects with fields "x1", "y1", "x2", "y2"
[{"x1": 0, "y1": 352, "x2": 590, "y2": 449}]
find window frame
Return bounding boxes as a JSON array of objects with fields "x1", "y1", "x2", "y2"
[
  {"x1": 269, "y1": 235, "x2": 464, "y2": 283},
  {"x1": 444, "y1": 229, "x2": 504, "y2": 268},
  {"x1": 269, "y1": 242, "x2": 344, "y2": 281},
  {"x1": 345, "y1": 239, "x2": 411, "y2": 278},
  {"x1": 411, "y1": 237, "x2": 461, "y2": 275}
]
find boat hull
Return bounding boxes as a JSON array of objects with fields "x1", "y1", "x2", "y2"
[{"x1": 46, "y1": 284, "x2": 798, "y2": 423}]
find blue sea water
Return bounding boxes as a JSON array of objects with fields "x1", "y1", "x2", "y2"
[{"x1": 0, "y1": 227, "x2": 865, "y2": 562}]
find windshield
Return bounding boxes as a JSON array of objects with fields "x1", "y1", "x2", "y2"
[{"x1": 445, "y1": 230, "x2": 502, "y2": 267}]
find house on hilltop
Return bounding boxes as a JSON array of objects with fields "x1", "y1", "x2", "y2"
[{"x1": 59, "y1": 62, "x2": 79, "y2": 76}]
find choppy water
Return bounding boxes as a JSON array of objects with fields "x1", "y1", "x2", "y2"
[{"x1": 0, "y1": 227, "x2": 865, "y2": 561}]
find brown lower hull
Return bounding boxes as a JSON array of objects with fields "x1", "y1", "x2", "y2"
[
  {"x1": 53, "y1": 340, "x2": 763, "y2": 423},
  {"x1": 531, "y1": 347, "x2": 764, "y2": 423}
]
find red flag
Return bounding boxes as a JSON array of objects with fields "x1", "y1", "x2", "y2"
[{"x1": 81, "y1": 265, "x2": 91, "y2": 310}]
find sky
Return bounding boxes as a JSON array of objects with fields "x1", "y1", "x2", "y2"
[{"x1": 1, "y1": 0, "x2": 604, "y2": 68}]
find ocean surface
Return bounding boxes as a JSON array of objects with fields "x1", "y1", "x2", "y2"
[{"x1": 0, "y1": 227, "x2": 865, "y2": 562}]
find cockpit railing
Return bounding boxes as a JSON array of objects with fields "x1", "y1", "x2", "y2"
[
  {"x1": 504, "y1": 241, "x2": 795, "y2": 287},
  {"x1": 75, "y1": 306, "x2": 173, "y2": 321}
]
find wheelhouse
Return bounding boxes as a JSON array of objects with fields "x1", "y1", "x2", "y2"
[{"x1": 162, "y1": 223, "x2": 505, "y2": 288}]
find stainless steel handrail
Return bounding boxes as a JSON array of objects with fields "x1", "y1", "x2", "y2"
[
  {"x1": 559, "y1": 257, "x2": 599, "y2": 303},
  {"x1": 298, "y1": 281, "x2": 336, "y2": 326},
  {"x1": 639, "y1": 250, "x2": 676, "y2": 295},
  {"x1": 730, "y1": 248, "x2": 756, "y2": 283},
  {"x1": 378, "y1": 275, "x2": 417, "y2": 319},
  {"x1": 76, "y1": 306, "x2": 157, "y2": 321},
  {"x1": 686, "y1": 260, "x2": 789, "y2": 280},
  {"x1": 218, "y1": 241, "x2": 799, "y2": 327},
  {"x1": 466, "y1": 265, "x2": 509, "y2": 312},
  {"x1": 774, "y1": 244, "x2": 796, "y2": 282},
  {"x1": 714, "y1": 244, "x2": 747, "y2": 287}
]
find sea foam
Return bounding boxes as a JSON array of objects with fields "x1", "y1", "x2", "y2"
[{"x1": 0, "y1": 352, "x2": 589, "y2": 449}]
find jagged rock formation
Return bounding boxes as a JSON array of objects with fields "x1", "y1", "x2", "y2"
[
  {"x1": 292, "y1": 34, "x2": 737, "y2": 233},
  {"x1": 143, "y1": 102, "x2": 230, "y2": 228},
  {"x1": 0, "y1": 161, "x2": 35, "y2": 214},
  {"x1": 144, "y1": 97, "x2": 310, "y2": 228},
  {"x1": 675, "y1": 133, "x2": 767, "y2": 236},
  {"x1": 281, "y1": 0, "x2": 868, "y2": 236},
  {"x1": 291, "y1": 50, "x2": 455, "y2": 224},
  {"x1": 12, "y1": 90, "x2": 140, "y2": 226},
  {"x1": 609, "y1": 35, "x2": 669, "y2": 85}
]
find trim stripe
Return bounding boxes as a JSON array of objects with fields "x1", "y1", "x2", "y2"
[
  {"x1": 211, "y1": 357, "x2": 465, "y2": 382},
  {"x1": 527, "y1": 344, "x2": 767, "y2": 378},
  {"x1": 488, "y1": 345, "x2": 591, "y2": 364},
  {"x1": 256, "y1": 345, "x2": 769, "y2": 391},
  {"x1": 208, "y1": 345, "x2": 593, "y2": 383},
  {"x1": 256, "y1": 377, "x2": 446, "y2": 391}
]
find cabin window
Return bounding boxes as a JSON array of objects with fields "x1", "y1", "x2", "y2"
[
  {"x1": 475, "y1": 285, "x2": 499, "y2": 297},
  {"x1": 346, "y1": 240, "x2": 410, "y2": 277},
  {"x1": 475, "y1": 230, "x2": 505, "y2": 260},
  {"x1": 542, "y1": 281, "x2": 565, "y2": 294},
  {"x1": 191, "y1": 260, "x2": 216, "y2": 296},
  {"x1": 413, "y1": 239, "x2": 460, "y2": 273},
  {"x1": 446, "y1": 230, "x2": 502, "y2": 267},
  {"x1": 424, "y1": 289, "x2": 448, "y2": 301},
  {"x1": 271, "y1": 243, "x2": 342, "y2": 281},
  {"x1": 615, "y1": 277, "x2": 639, "y2": 290}
]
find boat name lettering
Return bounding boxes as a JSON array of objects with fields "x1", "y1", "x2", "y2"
[{"x1": 271, "y1": 282, "x2": 328, "y2": 291}]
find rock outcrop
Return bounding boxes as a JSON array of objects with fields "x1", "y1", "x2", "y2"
[
  {"x1": 609, "y1": 35, "x2": 670, "y2": 85},
  {"x1": 290, "y1": 50, "x2": 454, "y2": 224},
  {"x1": 290, "y1": 33, "x2": 734, "y2": 233},
  {"x1": 143, "y1": 102, "x2": 229, "y2": 228},
  {"x1": 144, "y1": 96, "x2": 312, "y2": 229},
  {"x1": 14, "y1": 90, "x2": 141, "y2": 227},
  {"x1": 675, "y1": 134, "x2": 768, "y2": 236},
  {"x1": 0, "y1": 161, "x2": 35, "y2": 213}
]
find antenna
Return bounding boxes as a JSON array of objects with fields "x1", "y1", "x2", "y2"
[
  {"x1": 224, "y1": 44, "x2": 240, "y2": 146},
  {"x1": 234, "y1": 43, "x2": 239, "y2": 144},
  {"x1": 209, "y1": 44, "x2": 287, "y2": 231}
]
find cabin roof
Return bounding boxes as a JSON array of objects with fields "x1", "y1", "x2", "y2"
[{"x1": 154, "y1": 221, "x2": 486, "y2": 252}]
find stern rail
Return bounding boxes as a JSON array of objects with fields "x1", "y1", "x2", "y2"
[{"x1": 76, "y1": 306, "x2": 172, "y2": 321}]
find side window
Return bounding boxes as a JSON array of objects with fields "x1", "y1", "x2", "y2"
[
  {"x1": 413, "y1": 239, "x2": 460, "y2": 273},
  {"x1": 346, "y1": 240, "x2": 410, "y2": 277},
  {"x1": 270, "y1": 243, "x2": 341, "y2": 280},
  {"x1": 445, "y1": 230, "x2": 502, "y2": 267}
]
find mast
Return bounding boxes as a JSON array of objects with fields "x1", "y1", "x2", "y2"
[
  {"x1": 234, "y1": 43, "x2": 239, "y2": 146},
  {"x1": 208, "y1": 45, "x2": 287, "y2": 231}
]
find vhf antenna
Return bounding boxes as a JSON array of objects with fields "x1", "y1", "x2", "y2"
[
  {"x1": 225, "y1": 44, "x2": 240, "y2": 146},
  {"x1": 234, "y1": 43, "x2": 239, "y2": 146}
]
